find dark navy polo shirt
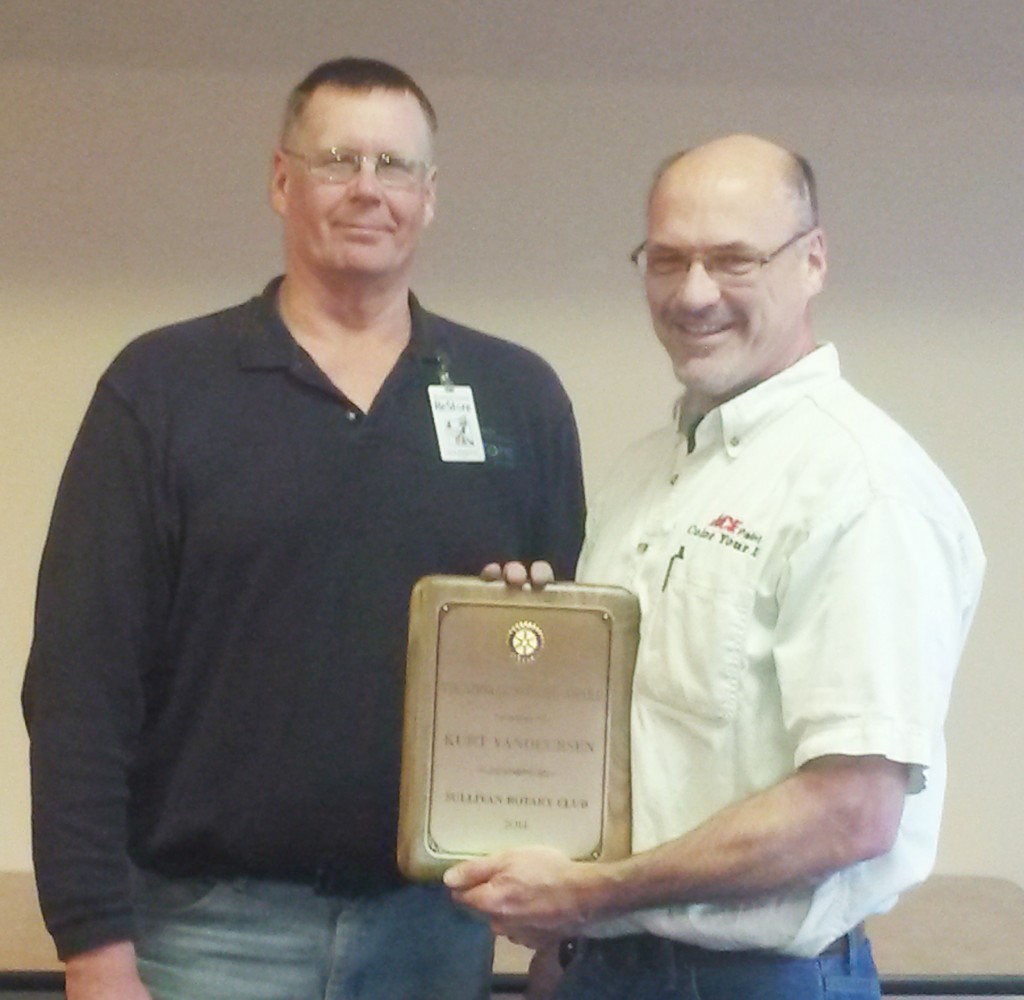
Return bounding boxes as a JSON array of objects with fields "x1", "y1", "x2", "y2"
[{"x1": 24, "y1": 280, "x2": 585, "y2": 957}]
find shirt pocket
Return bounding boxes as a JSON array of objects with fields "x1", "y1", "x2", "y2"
[{"x1": 636, "y1": 568, "x2": 756, "y2": 724}]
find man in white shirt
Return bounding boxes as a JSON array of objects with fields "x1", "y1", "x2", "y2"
[{"x1": 446, "y1": 134, "x2": 985, "y2": 1000}]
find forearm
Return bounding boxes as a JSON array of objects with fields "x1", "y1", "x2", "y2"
[
  {"x1": 579, "y1": 754, "x2": 909, "y2": 921},
  {"x1": 446, "y1": 754, "x2": 909, "y2": 935}
]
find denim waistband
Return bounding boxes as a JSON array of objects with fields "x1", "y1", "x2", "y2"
[{"x1": 559, "y1": 923, "x2": 866, "y2": 970}]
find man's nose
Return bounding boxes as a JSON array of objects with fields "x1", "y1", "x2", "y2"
[
  {"x1": 349, "y1": 158, "x2": 384, "y2": 196},
  {"x1": 671, "y1": 260, "x2": 722, "y2": 310}
]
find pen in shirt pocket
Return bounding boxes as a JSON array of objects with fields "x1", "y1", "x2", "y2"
[{"x1": 661, "y1": 546, "x2": 685, "y2": 590}]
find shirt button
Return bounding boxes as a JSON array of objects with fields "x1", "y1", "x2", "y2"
[
  {"x1": 730, "y1": 436, "x2": 740, "y2": 447},
  {"x1": 669, "y1": 474, "x2": 679, "y2": 485},
  {"x1": 345, "y1": 410, "x2": 358, "y2": 423},
  {"x1": 637, "y1": 542, "x2": 648, "y2": 553}
]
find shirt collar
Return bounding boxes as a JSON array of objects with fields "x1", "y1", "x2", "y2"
[
  {"x1": 237, "y1": 276, "x2": 442, "y2": 375},
  {"x1": 684, "y1": 343, "x2": 841, "y2": 456},
  {"x1": 235, "y1": 277, "x2": 293, "y2": 370}
]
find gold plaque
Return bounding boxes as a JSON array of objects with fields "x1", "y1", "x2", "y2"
[{"x1": 398, "y1": 575, "x2": 639, "y2": 881}]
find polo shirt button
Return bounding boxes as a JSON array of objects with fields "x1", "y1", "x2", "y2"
[
  {"x1": 730, "y1": 436, "x2": 740, "y2": 447},
  {"x1": 345, "y1": 410, "x2": 358, "y2": 422},
  {"x1": 637, "y1": 542, "x2": 648, "y2": 553}
]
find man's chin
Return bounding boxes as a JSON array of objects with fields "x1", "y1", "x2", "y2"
[
  {"x1": 671, "y1": 353, "x2": 720, "y2": 388},
  {"x1": 325, "y1": 252, "x2": 408, "y2": 281},
  {"x1": 670, "y1": 357, "x2": 739, "y2": 406}
]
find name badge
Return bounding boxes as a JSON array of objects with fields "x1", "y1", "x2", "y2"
[{"x1": 428, "y1": 384, "x2": 486, "y2": 462}]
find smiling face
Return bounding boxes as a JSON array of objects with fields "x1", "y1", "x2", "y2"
[
  {"x1": 270, "y1": 86, "x2": 437, "y2": 291},
  {"x1": 644, "y1": 136, "x2": 827, "y2": 417}
]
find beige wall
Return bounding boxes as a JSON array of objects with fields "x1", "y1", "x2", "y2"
[{"x1": 3, "y1": 2, "x2": 1022, "y2": 892}]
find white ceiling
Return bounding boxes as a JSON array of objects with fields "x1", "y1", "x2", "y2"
[{"x1": 3, "y1": 0, "x2": 1022, "y2": 93}]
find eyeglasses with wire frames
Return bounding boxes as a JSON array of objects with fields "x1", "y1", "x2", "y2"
[
  {"x1": 630, "y1": 227, "x2": 817, "y2": 283},
  {"x1": 281, "y1": 146, "x2": 432, "y2": 189}
]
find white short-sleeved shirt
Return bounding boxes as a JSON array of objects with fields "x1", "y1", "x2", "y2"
[{"x1": 579, "y1": 344, "x2": 984, "y2": 957}]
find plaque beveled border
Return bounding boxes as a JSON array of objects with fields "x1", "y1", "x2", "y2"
[{"x1": 398, "y1": 575, "x2": 639, "y2": 881}]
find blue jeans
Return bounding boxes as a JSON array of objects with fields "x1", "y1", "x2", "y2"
[
  {"x1": 555, "y1": 932, "x2": 881, "y2": 1000},
  {"x1": 133, "y1": 870, "x2": 493, "y2": 1000}
]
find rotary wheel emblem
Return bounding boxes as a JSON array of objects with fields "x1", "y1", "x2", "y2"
[{"x1": 508, "y1": 620, "x2": 543, "y2": 661}]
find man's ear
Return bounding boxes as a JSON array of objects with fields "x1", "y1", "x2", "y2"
[
  {"x1": 804, "y1": 228, "x2": 828, "y2": 297},
  {"x1": 422, "y1": 167, "x2": 438, "y2": 228},
  {"x1": 269, "y1": 149, "x2": 289, "y2": 218}
]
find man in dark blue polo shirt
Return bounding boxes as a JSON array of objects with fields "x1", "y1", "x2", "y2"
[{"x1": 23, "y1": 57, "x2": 584, "y2": 1000}]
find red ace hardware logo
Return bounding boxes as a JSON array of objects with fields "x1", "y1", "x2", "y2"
[
  {"x1": 686, "y1": 513, "x2": 764, "y2": 558},
  {"x1": 710, "y1": 513, "x2": 743, "y2": 533}
]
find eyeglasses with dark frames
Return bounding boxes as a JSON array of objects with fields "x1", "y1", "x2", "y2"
[{"x1": 630, "y1": 228, "x2": 817, "y2": 283}]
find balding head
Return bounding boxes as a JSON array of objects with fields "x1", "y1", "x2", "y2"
[{"x1": 650, "y1": 135, "x2": 817, "y2": 232}]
